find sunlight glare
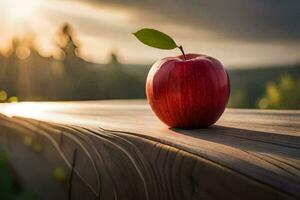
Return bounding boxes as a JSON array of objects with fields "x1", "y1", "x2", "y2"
[
  {"x1": 1, "y1": 103, "x2": 50, "y2": 118},
  {"x1": 4, "y1": 0, "x2": 39, "y2": 21}
]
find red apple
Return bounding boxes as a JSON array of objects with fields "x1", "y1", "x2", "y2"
[{"x1": 146, "y1": 54, "x2": 230, "y2": 128}]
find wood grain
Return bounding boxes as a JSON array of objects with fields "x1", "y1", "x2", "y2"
[{"x1": 0, "y1": 100, "x2": 299, "y2": 200}]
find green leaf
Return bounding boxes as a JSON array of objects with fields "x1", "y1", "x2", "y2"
[{"x1": 133, "y1": 28, "x2": 178, "y2": 50}]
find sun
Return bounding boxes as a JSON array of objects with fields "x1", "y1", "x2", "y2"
[{"x1": 3, "y1": 0, "x2": 39, "y2": 21}]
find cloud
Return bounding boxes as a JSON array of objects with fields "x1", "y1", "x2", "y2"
[
  {"x1": 88, "y1": 0, "x2": 300, "y2": 42},
  {"x1": 2, "y1": 0, "x2": 299, "y2": 66}
]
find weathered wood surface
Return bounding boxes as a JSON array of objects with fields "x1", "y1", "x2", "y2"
[{"x1": 0, "y1": 100, "x2": 299, "y2": 200}]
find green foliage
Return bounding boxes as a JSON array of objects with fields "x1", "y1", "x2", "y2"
[
  {"x1": 7, "y1": 96, "x2": 18, "y2": 103},
  {"x1": 258, "y1": 74, "x2": 300, "y2": 109},
  {"x1": 133, "y1": 28, "x2": 178, "y2": 50},
  {"x1": 32, "y1": 143, "x2": 43, "y2": 153},
  {"x1": 0, "y1": 90, "x2": 8, "y2": 102},
  {"x1": 22, "y1": 136, "x2": 33, "y2": 147},
  {"x1": 0, "y1": 151, "x2": 14, "y2": 199},
  {"x1": 0, "y1": 90, "x2": 18, "y2": 103},
  {"x1": 53, "y1": 167, "x2": 67, "y2": 182},
  {"x1": 228, "y1": 89, "x2": 250, "y2": 108},
  {"x1": 0, "y1": 151, "x2": 36, "y2": 200}
]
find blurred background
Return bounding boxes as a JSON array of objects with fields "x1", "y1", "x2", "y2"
[
  {"x1": 0, "y1": 0, "x2": 300, "y2": 109},
  {"x1": 0, "y1": 1, "x2": 300, "y2": 199}
]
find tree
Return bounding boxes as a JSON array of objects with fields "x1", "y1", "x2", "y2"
[
  {"x1": 258, "y1": 74, "x2": 300, "y2": 109},
  {"x1": 56, "y1": 23, "x2": 79, "y2": 62}
]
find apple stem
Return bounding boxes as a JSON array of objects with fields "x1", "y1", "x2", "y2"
[{"x1": 178, "y1": 46, "x2": 186, "y2": 60}]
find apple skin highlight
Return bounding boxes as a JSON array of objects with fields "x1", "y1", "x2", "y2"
[{"x1": 146, "y1": 54, "x2": 230, "y2": 128}]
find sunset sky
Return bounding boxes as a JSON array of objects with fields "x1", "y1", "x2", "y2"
[{"x1": 0, "y1": 0, "x2": 299, "y2": 68}]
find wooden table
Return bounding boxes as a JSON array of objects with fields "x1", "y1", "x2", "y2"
[{"x1": 0, "y1": 100, "x2": 299, "y2": 200}]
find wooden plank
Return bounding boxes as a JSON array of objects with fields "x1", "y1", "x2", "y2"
[{"x1": 0, "y1": 100, "x2": 299, "y2": 199}]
